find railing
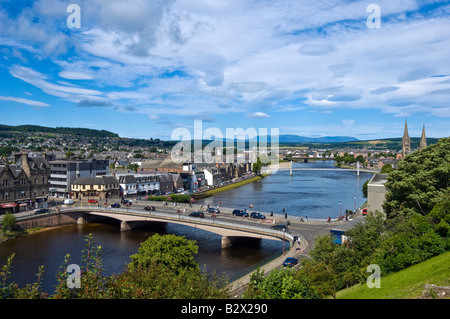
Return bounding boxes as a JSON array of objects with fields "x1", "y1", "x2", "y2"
[{"x1": 59, "y1": 206, "x2": 295, "y2": 242}]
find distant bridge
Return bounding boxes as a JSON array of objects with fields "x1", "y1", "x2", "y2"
[{"x1": 262, "y1": 167, "x2": 378, "y2": 175}]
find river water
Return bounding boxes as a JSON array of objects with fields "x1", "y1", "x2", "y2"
[
  {"x1": 0, "y1": 160, "x2": 373, "y2": 295},
  {"x1": 198, "y1": 160, "x2": 374, "y2": 219}
]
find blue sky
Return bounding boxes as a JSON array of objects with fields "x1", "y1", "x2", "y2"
[{"x1": 0, "y1": 0, "x2": 449, "y2": 140}]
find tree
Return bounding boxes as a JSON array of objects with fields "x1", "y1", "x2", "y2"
[
  {"x1": 129, "y1": 234, "x2": 199, "y2": 274},
  {"x1": 126, "y1": 163, "x2": 139, "y2": 173},
  {"x1": 380, "y1": 163, "x2": 393, "y2": 173},
  {"x1": 252, "y1": 157, "x2": 263, "y2": 175},
  {"x1": 383, "y1": 137, "x2": 450, "y2": 218},
  {"x1": 362, "y1": 179, "x2": 370, "y2": 198},
  {"x1": 1, "y1": 212, "x2": 16, "y2": 234}
]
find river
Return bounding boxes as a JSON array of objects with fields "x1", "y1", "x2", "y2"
[
  {"x1": 0, "y1": 160, "x2": 373, "y2": 295},
  {"x1": 198, "y1": 160, "x2": 374, "y2": 219}
]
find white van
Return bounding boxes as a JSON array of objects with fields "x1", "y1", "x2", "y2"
[{"x1": 63, "y1": 198, "x2": 74, "y2": 205}]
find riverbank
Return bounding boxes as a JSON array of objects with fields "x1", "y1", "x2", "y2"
[
  {"x1": 0, "y1": 225, "x2": 70, "y2": 244},
  {"x1": 194, "y1": 174, "x2": 268, "y2": 199}
]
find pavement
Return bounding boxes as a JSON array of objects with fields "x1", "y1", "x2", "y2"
[{"x1": 227, "y1": 229, "x2": 309, "y2": 298}]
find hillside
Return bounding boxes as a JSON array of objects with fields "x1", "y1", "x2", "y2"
[
  {"x1": 337, "y1": 251, "x2": 450, "y2": 299},
  {"x1": 0, "y1": 124, "x2": 119, "y2": 138}
]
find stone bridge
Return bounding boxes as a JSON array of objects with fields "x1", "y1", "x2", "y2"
[{"x1": 15, "y1": 206, "x2": 294, "y2": 249}]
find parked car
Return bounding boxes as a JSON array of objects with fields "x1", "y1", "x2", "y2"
[
  {"x1": 63, "y1": 199, "x2": 74, "y2": 205},
  {"x1": 122, "y1": 199, "x2": 132, "y2": 205},
  {"x1": 282, "y1": 257, "x2": 299, "y2": 267},
  {"x1": 250, "y1": 212, "x2": 266, "y2": 219},
  {"x1": 110, "y1": 203, "x2": 121, "y2": 208},
  {"x1": 144, "y1": 205, "x2": 155, "y2": 211},
  {"x1": 206, "y1": 207, "x2": 220, "y2": 214},
  {"x1": 270, "y1": 224, "x2": 288, "y2": 232},
  {"x1": 232, "y1": 209, "x2": 249, "y2": 217},
  {"x1": 34, "y1": 208, "x2": 49, "y2": 215},
  {"x1": 88, "y1": 199, "x2": 98, "y2": 203},
  {"x1": 189, "y1": 211, "x2": 205, "y2": 218}
]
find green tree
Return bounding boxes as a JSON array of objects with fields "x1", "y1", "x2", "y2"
[
  {"x1": 380, "y1": 163, "x2": 393, "y2": 173},
  {"x1": 252, "y1": 157, "x2": 263, "y2": 175},
  {"x1": 126, "y1": 163, "x2": 139, "y2": 173},
  {"x1": 129, "y1": 234, "x2": 199, "y2": 274},
  {"x1": 383, "y1": 137, "x2": 450, "y2": 218},
  {"x1": 1, "y1": 212, "x2": 16, "y2": 234}
]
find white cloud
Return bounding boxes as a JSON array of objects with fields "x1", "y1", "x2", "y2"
[
  {"x1": 59, "y1": 71, "x2": 93, "y2": 80},
  {"x1": 1, "y1": 0, "x2": 450, "y2": 135},
  {"x1": 247, "y1": 112, "x2": 270, "y2": 119},
  {"x1": 0, "y1": 96, "x2": 50, "y2": 107}
]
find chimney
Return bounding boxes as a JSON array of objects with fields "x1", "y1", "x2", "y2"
[{"x1": 13, "y1": 153, "x2": 22, "y2": 164}]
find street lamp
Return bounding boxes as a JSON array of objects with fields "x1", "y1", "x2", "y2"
[
  {"x1": 339, "y1": 201, "x2": 342, "y2": 220},
  {"x1": 354, "y1": 196, "x2": 356, "y2": 213}
]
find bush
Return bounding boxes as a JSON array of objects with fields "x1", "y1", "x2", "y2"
[{"x1": 149, "y1": 194, "x2": 192, "y2": 203}]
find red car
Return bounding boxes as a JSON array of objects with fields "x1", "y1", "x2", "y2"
[{"x1": 88, "y1": 199, "x2": 98, "y2": 203}]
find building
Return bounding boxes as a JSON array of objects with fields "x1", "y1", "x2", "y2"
[
  {"x1": 401, "y1": 120, "x2": 427, "y2": 159},
  {"x1": 49, "y1": 159, "x2": 109, "y2": 198},
  {"x1": 419, "y1": 124, "x2": 427, "y2": 150},
  {"x1": 401, "y1": 119, "x2": 411, "y2": 159},
  {"x1": 0, "y1": 153, "x2": 50, "y2": 214},
  {"x1": 71, "y1": 176, "x2": 120, "y2": 200},
  {"x1": 366, "y1": 173, "x2": 388, "y2": 214}
]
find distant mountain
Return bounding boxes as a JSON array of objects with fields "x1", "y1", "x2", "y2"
[
  {"x1": 212, "y1": 134, "x2": 359, "y2": 144},
  {"x1": 277, "y1": 135, "x2": 359, "y2": 143}
]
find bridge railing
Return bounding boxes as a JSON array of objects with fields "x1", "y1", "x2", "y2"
[{"x1": 59, "y1": 206, "x2": 295, "y2": 242}]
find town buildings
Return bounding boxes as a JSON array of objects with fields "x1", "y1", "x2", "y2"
[
  {"x1": 0, "y1": 152, "x2": 51, "y2": 214},
  {"x1": 71, "y1": 175, "x2": 120, "y2": 200},
  {"x1": 49, "y1": 158, "x2": 109, "y2": 198}
]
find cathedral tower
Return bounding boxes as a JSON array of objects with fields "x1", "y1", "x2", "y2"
[
  {"x1": 419, "y1": 124, "x2": 427, "y2": 150},
  {"x1": 401, "y1": 119, "x2": 411, "y2": 158}
]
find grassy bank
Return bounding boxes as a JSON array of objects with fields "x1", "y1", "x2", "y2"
[
  {"x1": 337, "y1": 251, "x2": 450, "y2": 299},
  {"x1": 194, "y1": 174, "x2": 267, "y2": 199}
]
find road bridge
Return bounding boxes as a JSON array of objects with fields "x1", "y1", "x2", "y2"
[{"x1": 12, "y1": 206, "x2": 295, "y2": 249}]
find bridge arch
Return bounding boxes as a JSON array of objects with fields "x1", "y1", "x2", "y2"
[{"x1": 61, "y1": 208, "x2": 292, "y2": 249}]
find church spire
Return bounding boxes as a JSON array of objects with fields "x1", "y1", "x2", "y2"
[
  {"x1": 401, "y1": 119, "x2": 411, "y2": 158},
  {"x1": 419, "y1": 124, "x2": 427, "y2": 149}
]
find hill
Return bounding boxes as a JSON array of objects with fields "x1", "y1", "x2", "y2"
[
  {"x1": 0, "y1": 124, "x2": 119, "y2": 138},
  {"x1": 337, "y1": 251, "x2": 450, "y2": 299}
]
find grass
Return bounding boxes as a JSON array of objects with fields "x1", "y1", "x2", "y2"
[
  {"x1": 201, "y1": 175, "x2": 266, "y2": 197},
  {"x1": 337, "y1": 251, "x2": 450, "y2": 299}
]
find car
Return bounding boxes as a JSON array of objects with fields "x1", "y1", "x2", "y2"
[
  {"x1": 88, "y1": 199, "x2": 98, "y2": 203},
  {"x1": 34, "y1": 208, "x2": 50, "y2": 215},
  {"x1": 282, "y1": 257, "x2": 299, "y2": 267},
  {"x1": 144, "y1": 205, "x2": 155, "y2": 211},
  {"x1": 63, "y1": 199, "x2": 74, "y2": 205},
  {"x1": 122, "y1": 199, "x2": 132, "y2": 205},
  {"x1": 110, "y1": 203, "x2": 121, "y2": 208},
  {"x1": 250, "y1": 212, "x2": 266, "y2": 219},
  {"x1": 206, "y1": 207, "x2": 220, "y2": 214},
  {"x1": 232, "y1": 209, "x2": 249, "y2": 217},
  {"x1": 270, "y1": 224, "x2": 288, "y2": 232},
  {"x1": 189, "y1": 211, "x2": 205, "y2": 218}
]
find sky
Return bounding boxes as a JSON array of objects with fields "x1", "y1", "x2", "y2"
[{"x1": 0, "y1": 0, "x2": 449, "y2": 141}]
